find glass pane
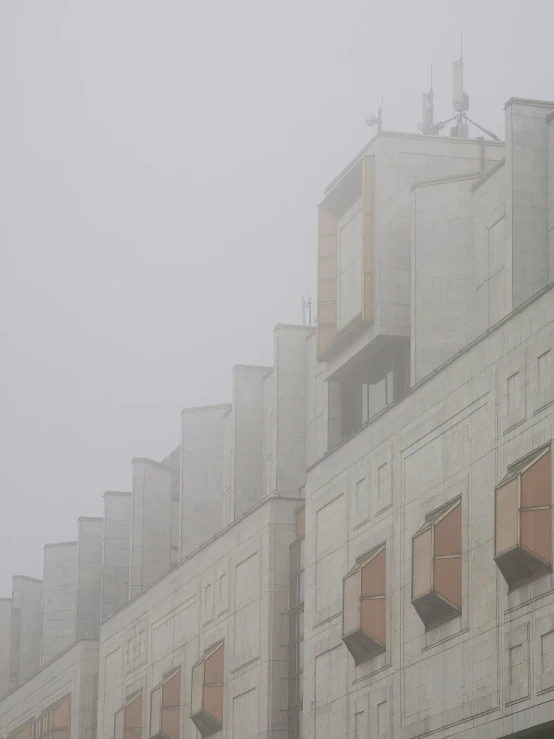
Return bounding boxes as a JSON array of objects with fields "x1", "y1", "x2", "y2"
[
  {"x1": 53, "y1": 698, "x2": 70, "y2": 729},
  {"x1": 521, "y1": 450, "x2": 551, "y2": 507},
  {"x1": 162, "y1": 671, "x2": 181, "y2": 708},
  {"x1": 125, "y1": 694, "x2": 142, "y2": 730},
  {"x1": 361, "y1": 549, "x2": 385, "y2": 597},
  {"x1": 161, "y1": 707, "x2": 180, "y2": 739},
  {"x1": 150, "y1": 688, "x2": 161, "y2": 735},
  {"x1": 521, "y1": 509, "x2": 552, "y2": 564},
  {"x1": 361, "y1": 598, "x2": 386, "y2": 645},
  {"x1": 114, "y1": 709, "x2": 124, "y2": 739},
  {"x1": 342, "y1": 571, "x2": 360, "y2": 635},
  {"x1": 434, "y1": 504, "x2": 461, "y2": 556},
  {"x1": 434, "y1": 557, "x2": 462, "y2": 608},
  {"x1": 205, "y1": 645, "x2": 224, "y2": 684},
  {"x1": 298, "y1": 571, "x2": 304, "y2": 604},
  {"x1": 18, "y1": 726, "x2": 32, "y2": 739},
  {"x1": 204, "y1": 684, "x2": 223, "y2": 724},
  {"x1": 495, "y1": 480, "x2": 519, "y2": 556},
  {"x1": 191, "y1": 663, "x2": 204, "y2": 716},
  {"x1": 412, "y1": 529, "x2": 432, "y2": 599},
  {"x1": 368, "y1": 376, "x2": 387, "y2": 419}
]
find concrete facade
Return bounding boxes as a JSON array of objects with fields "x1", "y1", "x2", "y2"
[
  {"x1": 0, "y1": 602, "x2": 10, "y2": 698},
  {"x1": 129, "y1": 458, "x2": 172, "y2": 599},
  {"x1": 101, "y1": 493, "x2": 132, "y2": 623},
  {"x1": 76, "y1": 518, "x2": 104, "y2": 641},
  {"x1": 41, "y1": 543, "x2": 78, "y2": 666},
  {"x1": 8, "y1": 577, "x2": 42, "y2": 691}
]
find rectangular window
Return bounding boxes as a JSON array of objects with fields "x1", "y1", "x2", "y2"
[
  {"x1": 342, "y1": 544, "x2": 386, "y2": 663},
  {"x1": 538, "y1": 351, "x2": 550, "y2": 393},
  {"x1": 508, "y1": 372, "x2": 520, "y2": 412},
  {"x1": 150, "y1": 670, "x2": 180, "y2": 739},
  {"x1": 29, "y1": 696, "x2": 70, "y2": 739},
  {"x1": 495, "y1": 446, "x2": 552, "y2": 588},
  {"x1": 412, "y1": 500, "x2": 462, "y2": 629},
  {"x1": 190, "y1": 643, "x2": 224, "y2": 737},
  {"x1": 355, "y1": 479, "x2": 365, "y2": 514}
]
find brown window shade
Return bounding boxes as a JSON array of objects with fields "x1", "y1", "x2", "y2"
[
  {"x1": 150, "y1": 669, "x2": 181, "y2": 739},
  {"x1": 412, "y1": 500, "x2": 462, "y2": 628},
  {"x1": 115, "y1": 709, "x2": 124, "y2": 739},
  {"x1": 317, "y1": 209, "x2": 338, "y2": 356},
  {"x1": 495, "y1": 446, "x2": 552, "y2": 588},
  {"x1": 28, "y1": 696, "x2": 70, "y2": 739},
  {"x1": 150, "y1": 687, "x2": 162, "y2": 737},
  {"x1": 342, "y1": 544, "x2": 386, "y2": 664},
  {"x1": 162, "y1": 670, "x2": 180, "y2": 708},
  {"x1": 124, "y1": 693, "x2": 142, "y2": 739},
  {"x1": 191, "y1": 643, "x2": 224, "y2": 737}
]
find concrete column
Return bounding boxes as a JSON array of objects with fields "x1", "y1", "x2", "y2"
[
  {"x1": 548, "y1": 113, "x2": 554, "y2": 276},
  {"x1": 129, "y1": 458, "x2": 172, "y2": 599},
  {"x1": 161, "y1": 447, "x2": 181, "y2": 569},
  {"x1": 180, "y1": 404, "x2": 229, "y2": 557},
  {"x1": 273, "y1": 325, "x2": 311, "y2": 497},
  {"x1": 231, "y1": 365, "x2": 270, "y2": 519},
  {"x1": 504, "y1": 97, "x2": 554, "y2": 307},
  {"x1": 101, "y1": 492, "x2": 132, "y2": 622},
  {"x1": 41, "y1": 542, "x2": 78, "y2": 665},
  {"x1": 76, "y1": 517, "x2": 103, "y2": 640},
  {"x1": 9, "y1": 575, "x2": 42, "y2": 688},
  {"x1": 0, "y1": 598, "x2": 11, "y2": 697}
]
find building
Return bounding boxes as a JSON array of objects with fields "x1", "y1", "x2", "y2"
[{"x1": 1, "y1": 94, "x2": 554, "y2": 739}]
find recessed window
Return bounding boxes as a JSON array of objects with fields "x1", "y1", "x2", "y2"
[
  {"x1": 412, "y1": 499, "x2": 462, "y2": 629},
  {"x1": 508, "y1": 372, "x2": 520, "y2": 412},
  {"x1": 342, "y1": 544, "x2": 386, "y2": 663},
  {"x1": 115, "y1": 692, "x2": 142, "y2": 739},
  {"x1": 150, "y1": 669, "x2": 180, "y2": 739},
  {"x1": 190, "y1": 643, "x2": 224, "y2": 737},
  {"x1": 495, "y1": 445, "x2": 552, "y2": 588},
  {"x1": 29, "y1": 696, "x2": 70, "y2": 739},
  {"x1": 538, "y1": 351, "x2": 550, "y2": 393}
]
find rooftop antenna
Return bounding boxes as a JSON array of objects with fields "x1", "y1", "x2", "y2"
[
  {"x1": 419, "y1": 63, "x2": 437, "y2": 135},
  {"x1": 365, "y1": 95, "x2": 383, "y2": 132},
  {"x1": 419, "y1": 36, "x2": 501, "y2": 141},
  {"x1": 301, "y1": 291, "x2": 312, "y2": 327}
]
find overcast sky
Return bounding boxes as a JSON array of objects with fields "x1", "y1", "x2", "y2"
[{"x1": 1, "y1": 0, "x2": 553, "y2": 595}]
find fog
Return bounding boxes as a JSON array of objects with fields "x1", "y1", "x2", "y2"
[{"x1": 1, "y1": 0, "x2": 553, "y2": 594}]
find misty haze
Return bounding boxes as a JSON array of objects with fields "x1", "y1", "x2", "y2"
[{"x1": 1, "y1": 2, "x2": 554, "y2": 738}]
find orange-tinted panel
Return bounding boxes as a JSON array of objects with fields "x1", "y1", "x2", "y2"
[
  {"x1": 162, "y1": 671, "x2": 181, "y2": 708},
  {"x1": 18, "y1": 725, "x2": 31, "y2": 739},
  {"x1": 318, "y1": 280, "x2": 337, "y2": 304},
  {"x1": 319, "y1": 257, "x2": 337, "y2": 282},
  {"x1": 434, "y1": 505, "x2": 461, "y2": 556},
  {"x1": 296, "y1": 509, "x2": 305, "y2": 537},
  {"x1": 161, "y1": 708, "x2": 180, "y2": 739},
  {"x1": 361, "y1": 550, "x2": 385, "y2": 597},
  {"x1": 521, "y1": 450, "x2": 551, "y2": 507},
  {"x1": 203, "y1": 685, "x2": 223, "y2": 724},
  {"x1": 360, "y1": 598, "x2": 385, "y2": 645},
  {"x1": 53, "y1": 697, "x2": 70, "y2": 728},
  {"x1": 495, "y1": 480, "x2": 519, "y2": 556},
  {"x1": 434, "y1": 557, "x2": 462, "y2": 608},
  {"x1": 361, "y1": 156, "x2": 375, "y2": 321},
  {"x1": 204, "y1": 646, "x2": 224, "y2": 685},
  {"x1": 124, "y1": 694, "x2": 142, "y2": 730},
  {"x1": 521, "y1": 509, "x2": 552, "y2": 564}
]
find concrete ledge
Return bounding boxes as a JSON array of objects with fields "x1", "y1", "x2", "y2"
[
  {"x1": 180, "y1": 403, "x2": 231, "y2": 415},
  {"x1": 504, "y1": 97, "x2": 554, "y2": 110},
  {"x1": 471, "y1": 159, "x2": 505, "y2": 191},
  {"x1": 410, "y1": 170, "x2": 481, "y2": 192},
  {"x1": 43, "y1": 542, "x2": 77, "y2": 549},
  {"x1": 12, "y1": 575, "x2": 42, "y2": 584},
  {"x1": 131, "y1": 457, "x2": 171, "y2": 470},
  {"x1": 77, "y1": 516, "x2": 103, "y2": 522},
  {"x1": 103, "y1": 491, "x2": 131, "y2": 497}
]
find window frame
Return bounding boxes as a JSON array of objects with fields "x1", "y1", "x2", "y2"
[
  {"x1": 115, "y1": 691, "x2": 143, "y2": 739},
  {"x1": 190, "y1": 641, "x2": 224, "y2": 737},
  {"x1": 150, "y1": 668, "x2": 181, "y2": 739}
]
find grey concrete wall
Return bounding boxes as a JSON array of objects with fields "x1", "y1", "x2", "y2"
[
  {"x1": 97, "y1": 496, "x2": 297, "y2": 739},
  {"x1": 303, "y1": 285, "x2": 554, "y2": 739},
  {"x1": 179, "y1": 404, "x2": 229, "y2": 557},
  {"x1": 41, "y1": 543, "x2": 78, "y2": 666},
  {"x1": 9, "y1": 577, "x2": 42, "y2": 689},
  {"x1": 0, "y1": 640, "x2": 99, "y2": 739},
  {"x1": 0, "y1": 600, "x2": 11, "y2": 698},
  {"x1": 231, "y1": 365, "x2": 269, "y2": 518},
  {"x1": 101, "y1": 492, "x2": 132, "y2": 623},
  {"x1": 411, "y1": 174, "x2": 478, "y2": 383},
  {"x1": 160, "y1": 448, "x2": 181, "y2": 568},
  {"x1": 305, "y1": 331, "x2": 328, "y2": 468},
  {"x1": 504, "y1": 98, "x2": 554, "y2": 308},
  {"x1": 129, "y1": 458, "x2": 172, "y2": 599},
  {"x1": 76, "y1": 518, "x2": 103, "y2": 641},
  {"x1": 273, "y1": 325, "x2": 311, "y2": 497},
  {"x1": 472, "y1": 161, "x2": 508, "y2": 336}
]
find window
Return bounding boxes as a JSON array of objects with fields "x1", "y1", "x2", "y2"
[
  {"x1": 190, "y1": 643, "x2": 224, "y2": 737},
  {"x1": 495, "y1": 445, "x2": 552, "y2": 588},
  {"x1": 508, "y1": 372, "x2": 520, "y2": 412},
  {"x1": 342, "y1": 544, "x2": 386, "y2": 663},
  {"x1": 150, "y1": 669, "x2": 180, "y2": 739},
  {"x1": 287, "y1": 506, "x2": 305, "y2": 738},
  {"x1": 10, "y1": 721, "x2": 33, "y2": 739},
  {"x1": 538, "y1": 351, "x2": 550, "y2": 393},
  {"x1": 31, "y1": 696, "x2": 70, "y2": 739},
  {"x1": 412, "y1": 499, "x2": 461, "y2": 629},
  {"x1": 115, "y1": 692, "x2": 142, "y2": 739}
]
